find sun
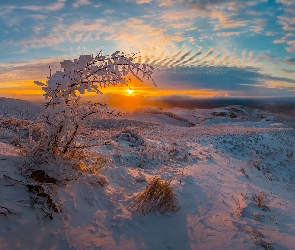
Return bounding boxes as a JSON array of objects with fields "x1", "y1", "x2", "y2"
[{"x1": 126, "y1": 88, "x2": 133, "y2": 95}]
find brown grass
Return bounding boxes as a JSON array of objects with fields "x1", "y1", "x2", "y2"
[
  {"x1": 252, "y1": 191, "x2": 270, "y2": 211},
  {"x1": 135, "y1": 177, "x2": 179, "y2": 216}
]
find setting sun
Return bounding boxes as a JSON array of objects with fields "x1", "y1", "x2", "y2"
[{"x1": 127, "y1": 88, "x2": 133, "y2": 95}]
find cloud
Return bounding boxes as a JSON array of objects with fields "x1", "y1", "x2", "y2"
[
  {"x1": 265, "y1": 31, "x2": 275, "y2": 36},
  {"x1": 154, "y1": 65, "x2": 295, "y2": 93},
  {"x1": 0, "y1": 13, "x2": 48, "y2": 27},
  {"x1": 157, "y1": 0, "x2": 173, "y2": 6},
  {"x1": 249, "y1": 18, "x2": 266, "y2": 34},
  {"x1": 72, "y1": 0, "x2": 92, "y2": 8},
  {"x1": 274, "y1": 39, "x2": 286, "y2": 44},
  {"x1": 171, "y1": 50, "x2": 192, "y2": 66},
  {"x1": 191, "y1": 0, "x2": 235, "y2": 10},
  {"x1": 285, "y1": 57, "x2": 295, "y2": 65},
  {"x1": 273, "y1": 32, "x2": 294, "y2": 53},
  {"x1": 249, "y1": 51, "x2": 254, "y2": 60},
  {"x1": 19, "y1": 0, "x2": 66, "y2": 12},
  {"x1": 1, "y1": 19, "x2": 107, "y2": 51},
  {"x1": 0, "y1": 1, "x2": 66, "y2": 28},
  {"x1": 162, "y1": 50, "x2": 183, "y2": 67},
  {"x1": 6, "y1": 16, "x2": 185, "y2": 54},
  {"x1": 136, "y1": 0, "x2": 152, "y2": 3},
  {"x1": 202, "y1": 48, "x2": 214, "y2": 59},
  {"x1": 277, "y1": 16, "x2": 295, "y2": 31},
  {"x1": 33, "y1": 25, "x2": 45, "y2": 35},
  {"x1": 280, "y1": 68, "x2": 295, "y2": 74},
  {"x1": 179, "y1": 49, "x2": 202, "y2": 65},
  {"x1": 276, "y1": 0, "x2": 294, "y2": 6},
  {"x1": 212, "y1": 12, "x2": 248, "y2": 30},
  {"x1": 217, "y1": 31, "x2": 242, "y2": 37},
  {"x1": 0, "y1": 56, "x2": 64, "y2": 85},
  {"x1": 286, "y1": 39, "x2": 295, "y2": 52},
  {"x1": 103, "y1": 9, "x2": 115, "y2": 15},
  {"x1": 245, "y1": 10, "x2": 264, "y2": 16},
  {"x1": 104, "y1": 18, "x2": 186, "y2": 54},
  {"x1": 219, "y1": 55, "x2": 230, "y2": 64}
]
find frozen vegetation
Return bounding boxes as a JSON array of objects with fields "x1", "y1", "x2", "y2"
[{"x1": 0, "y1": 97, "x2": 295, "y2": 249}]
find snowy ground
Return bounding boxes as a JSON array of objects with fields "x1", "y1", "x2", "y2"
[{"x1": 0, "y1": 99, "x2": 295, "y2": 249}]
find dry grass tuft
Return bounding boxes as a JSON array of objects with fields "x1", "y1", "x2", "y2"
[
  {"x1": 231, "y1": 195, "x2": 243, "y2": 218},
  {"x1": 135, "y1": 177, "x2": 179, "y2": 216},
  {"x1": 64, "y1": 149, "x2": 107, "y2": 174},
  {"x1": 252, "y1": 191, "x2": 270, "y2": 211},
  {"x1": 251, "y1": 228, "x2": 274, "y2": 250},
  {"x1": 63, "y1": 149, "x2": 108, "y2": 186},
  {"x1": 239, "y1": 167, "x2": 249, "y2": 178}
]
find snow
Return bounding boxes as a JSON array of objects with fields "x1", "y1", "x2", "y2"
[
  {"x1": 0, "y1": 97, "x2": 43, "y2": 120},
  {"x1": 0, "y1": 142, "x2": 20, "y2": 156},
  {"x1": 0, "y1": 98, "x2": 295, "y2": 249}
]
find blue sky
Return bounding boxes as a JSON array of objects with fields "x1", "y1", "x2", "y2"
[{"x1": 1, "y1": 0, "x2": 295, "y2": 99}]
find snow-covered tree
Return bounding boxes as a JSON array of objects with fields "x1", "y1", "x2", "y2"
[{"x1": 34, "y1": 51, "x2": 156, "y2": 156}]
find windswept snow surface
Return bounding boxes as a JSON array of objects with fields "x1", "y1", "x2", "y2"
[{"x1": 0, "y1": 99, "x2": 295, "y2": 249}]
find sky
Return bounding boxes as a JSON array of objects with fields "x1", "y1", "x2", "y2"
[{"x1": 1, "y1": 0, "x2": 295, "y2": 101}]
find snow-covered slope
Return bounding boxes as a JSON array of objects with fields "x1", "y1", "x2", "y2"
[
  {"x1": 0, "y1": 98, "x2": 295, "y2": 249},
  {"x1": 0, "y1": 97, "x2": 43, "y2": 120}
]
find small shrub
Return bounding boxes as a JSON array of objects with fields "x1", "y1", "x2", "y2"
[
  {"x1": 63, "y1": 149, "x2": 108, "y2": 186},
  {"x1": 114, "y1": 130, "x2": 145, "y2": 147},
  {"x1": 64, "y1": 149, "x2": 107, "y2": 174},
  {"x1": 0, "y1": 206, "x2": 15, "y2": 217},
  {"x1": 31, "y1": 170, "x2": 58, "y2": 184},
  {"x1": 251, "y1": 228, "x2": 274, "y2": 250},
  {"x1": 252, "y1": 191, "x2": 270, "y2": 211},
  {"x1": 253, "y1": 212, "x2": 264, "y2": 221},
  {"x1": 231, "y1": 195, "x2": 243, "y2": 218},
  {"x1": 34, "y1": 52, "x2": 155, "y2": 156},
  {"x1": 239, "y1": 167, "x2": 249, "y2": 178},
  {"x1": 135, "y1": 177, "x2": 179, "y2": 216},
  {"x1": 27, "y1": 183, "x2": 61, "y2": 218}
]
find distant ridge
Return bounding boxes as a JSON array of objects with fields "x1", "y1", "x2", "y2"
[
  {"x1": 0, "y1": 97, "x2": 44, "y2": 120},
  {"x1": 156, "y1": 97, "x2": 295, "y2": 116}
]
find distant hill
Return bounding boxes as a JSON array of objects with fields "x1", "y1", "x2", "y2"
[
  {"x1": 0, "y1": 97, "x2": 44, "y2": 120},
  {"x1": 156, "y1": 97, "x2": 295, "y2": 116}
]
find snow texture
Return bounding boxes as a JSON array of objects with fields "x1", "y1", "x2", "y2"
[{"x1": 0, "y1": 98, "x2": 295, "y2": 249}]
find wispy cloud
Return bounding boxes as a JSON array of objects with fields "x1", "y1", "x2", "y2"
[
  {"x1": 0, "y1": 56, "x2": 64, "y2": 85},
  {"x1": 217, "y1": 31, "x2": 242, "y2": 37},
  {"x1": 0, "y1": 0, "x2": 294, "y2": 98},
  {"x1": 19, "y1": 0, "x2": 66, "y2": 12},
  {"x1": 211, "y1": 12, "x2": 248, "y2": 30},
  {"x1": 157, "y1": 0, "x2": 173, "y2": 6},
  {"x1": 72, "y1": 0, "x2": 92, "y2": 8},
  {"x1": 2, "y1": 19, "x2": 105, "y2": 51},
  {"x1": 155, "y1": 65, "x2": 295, "y2": 93},
  {"x1": 280, "y1": 68, "x2": 295, "y2": 74},
  {"x1": 276, "y1": 0, "x2": 293, "y2": 6},
  {"x1": 171, "y1": 50, "x2": 192, "y2": 66},
  {"x1": 3, "y1": 15, "x2": 189, "y2": 62},
  {"x1": 202, "y1": 48, "x2": 214, "y2": 59},
  {"x1": 285, "y1": 57, "x2": 295, "y2": 65},
  {"x1": 180, "y1": 49, "x2": 202, "y2": 66}
]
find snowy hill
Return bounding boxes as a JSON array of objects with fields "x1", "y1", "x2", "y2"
[
  {"x1": 0, "y1": 97, "x2": 43, "y2": 120},
  {"x1": 0, "y1": 98, "x2": 295, "y2": 249}
]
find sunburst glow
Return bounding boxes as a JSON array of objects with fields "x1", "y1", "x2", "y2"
[{"x1": 127, "y1": 88, "x2": 133, "y2": 95}]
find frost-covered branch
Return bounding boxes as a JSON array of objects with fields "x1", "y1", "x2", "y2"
[{"x1": 34, "y1": 51, "x2": 155, "y2": 156}]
